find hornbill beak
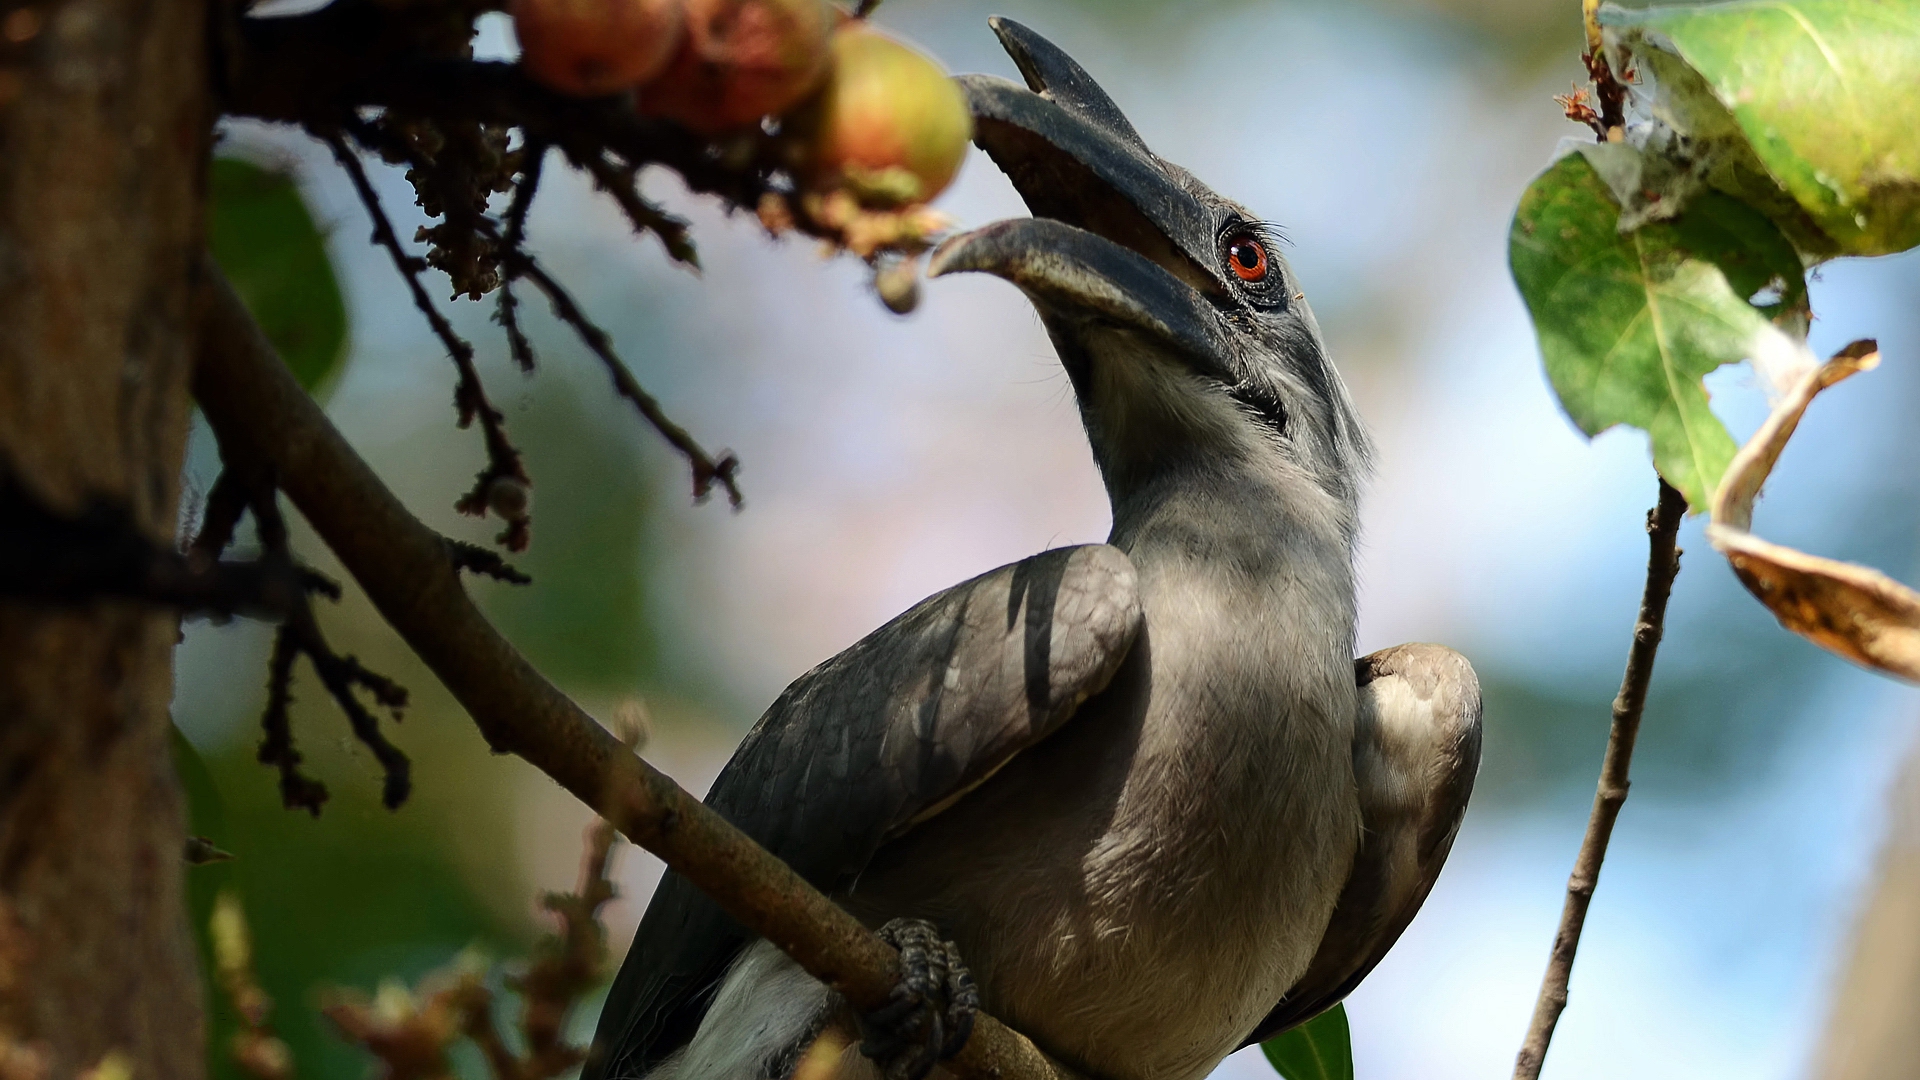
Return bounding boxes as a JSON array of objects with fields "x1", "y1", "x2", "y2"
[
  {"x1": 928, "y1": 18, "x2": 1238, "y2": 378},
  {"x1": 929, "y1": 218, "x2": 1233, "y2": 366}
]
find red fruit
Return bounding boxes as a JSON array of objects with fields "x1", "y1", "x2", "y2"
[
  {"x1": 789, "y1": 23, "x2": 972, "y2": 207},
  {"x1": 511, "y1": 0, "x2": 683, "y2": 98},
  {"x1": 638, "y1": 0, "x2": 834, "y2": 134}
]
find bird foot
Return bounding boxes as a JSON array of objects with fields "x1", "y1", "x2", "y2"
[{"x1": 856, "y1": 918, "x2": 979, "y2": 1080}]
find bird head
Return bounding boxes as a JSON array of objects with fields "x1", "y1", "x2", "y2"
[{"x1": 931, "y1": 19, "x2": 1371, "y2": 543}]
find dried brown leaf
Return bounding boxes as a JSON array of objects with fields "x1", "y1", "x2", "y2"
[{"x1": 1705, "y1": 339, "x2": 1920, "y2": 680}]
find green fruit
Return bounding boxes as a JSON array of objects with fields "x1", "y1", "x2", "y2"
[{"x1": 790, "y1": 23, "x2": 971, "y2": 207}]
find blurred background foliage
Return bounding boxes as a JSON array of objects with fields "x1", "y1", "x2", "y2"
[
  {"x1": 209, "y1": 157, "x2": 349, "y2": 394},
  {"x1": 176, "y1": 0, "x2": 1920, "y2": 1078}
]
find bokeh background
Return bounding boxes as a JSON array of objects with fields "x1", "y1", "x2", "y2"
[{"x1": 172, "y1": 1, "x2": 1920, "y2": 1077}]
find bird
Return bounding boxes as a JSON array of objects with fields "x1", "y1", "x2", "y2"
[{"x1": 585, "y1": 19, "x2": 1481, "y2": 1080}]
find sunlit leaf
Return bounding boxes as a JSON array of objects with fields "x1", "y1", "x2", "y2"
[
  {"x1": 1261, "y1": 1004, "x2": 1353, "y2": 1080},
  {"x1": 1510, "y1": 151, "x2": 1809, "y2": 510},
  {"x1": 1603, "y1": 0, "x2": 1920, "y2": 257},
  {"x1": 209, "y1": 158, "x2": 348, "y2": 392}
]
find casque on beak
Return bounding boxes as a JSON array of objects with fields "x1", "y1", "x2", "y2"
[{"x1": 927, "y1": 18, "x2": 1238, "y2": 384}]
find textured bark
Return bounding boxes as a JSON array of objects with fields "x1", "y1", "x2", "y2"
[
  {"x1": 0, "y1": 1, "x2": 211, "y2": 1077},
  {"x1": 1815, "y1": 738, "x2": 1920, "y2": 1080}
]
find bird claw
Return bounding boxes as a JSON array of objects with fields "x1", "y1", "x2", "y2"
[{"x1": 857, "y1": 918, "x2": 979, "y2": 1080}]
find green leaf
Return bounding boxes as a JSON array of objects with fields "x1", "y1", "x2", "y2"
[
  {"x1": 208, "y1": 157, "x2": 348, "y2": 392},
  {"x1": 1603, "y1": 0, "x2": 1920, "y2": 257},
  {"x1": 1510, "y1": 152, "x2": 1809, "y2": 510},
  {"x1": 1261, "y1": 1004, "x2": 1353, "y2": 1080}
]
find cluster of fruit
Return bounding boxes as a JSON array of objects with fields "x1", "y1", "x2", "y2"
[{"x1": 510, "y1": 0, "x2": 972, "y2": 213}]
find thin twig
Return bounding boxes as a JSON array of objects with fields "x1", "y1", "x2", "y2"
[
  {"x1": 464, "y1": 1000, "x2": 526, "y2": 1080},
  {"x1": 194, "y1": 263, "x2": 1085, "y2": 1080},
  {"x1": 323, "y1": 131, "x2": 485, "y2": 426},
  {"x1": 497, "y1": 139, "x2": 548, "y2": 373},
  {"x1": 1512, "y1": 478, "x2": 1686, "y2": 1080},
  {"x1": 189, "y1": 467, "x2": 252, "y2": 562},
  {"x1": 1579, "y1": 0, "x2": 1627, "y2": 141},
  {"x1": 199, "y1": 452, "x2": 413, "y2": 814},
  {"x1": 515, "y1": 817, "x2": 621, "y2": 1074},
  {"x1": 325, "y1": 788, "x2": 634, "y2": 1080},
  {"x1": 499, "y1": 240, "x2": 742, "y2": 507},
  {"x1": 415, "y1": 136, "x2": 736, "y2": 505},
  {"x1": 1511, "y1": 11, "x2": 1666, "y2": 1065},
  {"x1": 448, "y1": 537, "x2": 533, "y2": 585},
  {"x1": 568, "y1": 149, "x2": 698, "y2": 267},
  {"x1": 258, "y1": 622, "x2": 328, "y2": 814},
  {"x1": 498, "y1": 282, "x2": 538, "y2": 373},
  {"x1": 322, "y1": 130, "x2": 533, "y2": 549},
  {"x1": 240, "y1": 473, "x2": 415, "y2": 813},
  {"x1": 346, "y1": 116, "x2": 735, "y2": 517}
]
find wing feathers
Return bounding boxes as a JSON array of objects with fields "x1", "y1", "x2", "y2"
[
  {"x1": 1242, "y1": 642, "x2": 1482, "y2": 1045},
  {"x1": 587, "y1": 545, "x2": 1141, "y2": 1080}
]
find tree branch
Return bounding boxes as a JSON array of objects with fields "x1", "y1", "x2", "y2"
[
  {"x1": 323, "y1": 130, "x2": 533, "y2": 550},
  {"x1": 190, "y1": 264, "x2": 1088, "y2": 1080},
  {"x1": 1579, "y1": 0, "x2": 1627, "y2": 141},
  {"x1": 0, "y1": 459, "x2": 297, "y2": 619},
  {"x1": 497, "y1": 140, "x2": 548, "y2": 374},
  {"x1": 202, "y1": 458, "x2": 416, "y2": 813},
  {"x1": 1512, "y1": 478, "x2": 1685, "y2": 1080}
]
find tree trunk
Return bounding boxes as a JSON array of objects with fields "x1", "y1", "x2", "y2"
[
  {"x1": 0, "y1": 2, "x2": 211, "y2": 1077},
  {"x1": 1814, "y1": 734, "x2": 1920, "y2": 1080}
]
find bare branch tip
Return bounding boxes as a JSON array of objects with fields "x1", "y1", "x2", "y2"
[
  {"x1": 448, "y1": 537, "x2": 534, "y2": 584},
  {"x1": 325, "y1": 124, "x2": 526, "y2": 541},
  {"x1": 1514, "y1": 474, "x2": 1685, "y2": 1080}
]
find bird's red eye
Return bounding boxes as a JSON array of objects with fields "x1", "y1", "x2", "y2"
[{"x1": 1226, "y1": 234, "x2": 1268, "y2": 282}]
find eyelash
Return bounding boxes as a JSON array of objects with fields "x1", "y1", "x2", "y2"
[{"x1": 1244, "y1": 220, "x2": 1288, "y2": 247}]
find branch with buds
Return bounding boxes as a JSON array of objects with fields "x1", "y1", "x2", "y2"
[{"x1": 217, "y1": 0, "x2": 969, "y2": 551}]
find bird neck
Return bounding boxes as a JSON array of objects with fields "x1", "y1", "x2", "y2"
[{"x1": 1106, "y1": 458, "x2": 1360, "y2": 630}]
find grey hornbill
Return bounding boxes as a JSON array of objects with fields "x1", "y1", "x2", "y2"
[{"x1": 585, "y1": 18, "x2": 1481, "y2": 1080}]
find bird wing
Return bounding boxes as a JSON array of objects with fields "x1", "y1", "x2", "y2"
[
  {"x1": 588, "y1": 544, "x2": 1143, "y2": 1080},
  {"x1": 1243, "y1": 643, "x2": 1483, "y2": 1045}
]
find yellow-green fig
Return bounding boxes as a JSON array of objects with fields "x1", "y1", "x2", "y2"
[{"x1": 789, "y1": 23, "x2": 972, "y2": 207}]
